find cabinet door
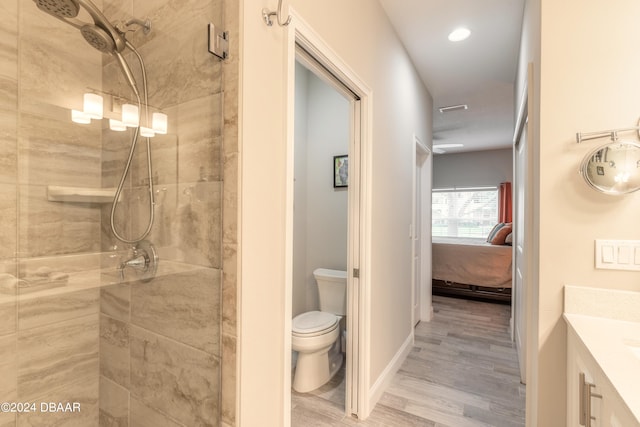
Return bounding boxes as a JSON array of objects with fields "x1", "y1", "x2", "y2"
[
  {"x1": 567, "y1": 330, "x2": 604, "y2": 427},
  {"x1": 601, "y1": 379, "x2": 639, "y2": 427}
]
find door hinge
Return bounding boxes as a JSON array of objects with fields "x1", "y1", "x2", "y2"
[
  {"x1": 208, "y1": 23, "x2": 228, "y2": 60},
  {"x1": 353, "y1": 268, "x2": 360, "y2": 278}
]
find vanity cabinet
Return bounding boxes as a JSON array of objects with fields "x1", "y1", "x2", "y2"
[{"x1": 567, "y1": 327, "x2": 639, "y2": 427}]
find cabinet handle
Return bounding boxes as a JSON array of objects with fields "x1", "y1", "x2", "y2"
[{"x1": 580, "y1": 372, "x2": 603, "y2": 427}]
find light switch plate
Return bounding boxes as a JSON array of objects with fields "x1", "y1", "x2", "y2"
[{"x1": 595, "y1": 239, "x2": 640, "y2": 271}]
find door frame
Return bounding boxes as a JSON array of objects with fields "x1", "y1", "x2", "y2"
[
  {"x1": 512, "y1": 64, "x2": 534, "y2": 385},
  {"x1": 283, "y1": 9, "x2": 373, "y2": 422},
  {"x1": 412, "y1": 136, "x2": 432, "y2": 326}
]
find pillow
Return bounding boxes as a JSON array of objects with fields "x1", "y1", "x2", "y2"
[
  {"x1": 486, "y1": 223, "x2": 505, "y2": 243},
  {"x1": 491, "y1": 224, "x2": 512, "y2": 245},
  {"x1": 504, "y1": 232, "x2": 513, "y2": 246}
]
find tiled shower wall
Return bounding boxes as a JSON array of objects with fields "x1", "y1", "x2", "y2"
[{"x1": 0, "y1": 0, "x2": 238, "y2": 425}]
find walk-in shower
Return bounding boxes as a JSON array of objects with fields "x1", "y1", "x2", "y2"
[{"x1": 1, "y1": 0, "x2": 234, "y2": 425}]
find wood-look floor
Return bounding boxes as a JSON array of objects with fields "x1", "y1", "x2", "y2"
[{"x1": 291, "y1": 295, "x2": 526, "y2": 426}]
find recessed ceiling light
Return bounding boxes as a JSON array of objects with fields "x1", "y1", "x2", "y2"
[{"x1": 448, "y1": 27, "x2": 471, "y2": 42}]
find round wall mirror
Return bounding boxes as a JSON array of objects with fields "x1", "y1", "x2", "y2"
[{"x1": 580, "y1": 140, "x2": 640, "y2": 195}]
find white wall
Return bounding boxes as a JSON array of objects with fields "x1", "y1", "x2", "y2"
[
  {"x1": 433, "y1": 148, "x2": 513, "y2": 189},
  {"x1": 518, "y1": 0, "x2": 640, "y2": 424},
  {"x1": 239, "y1": 0, "x2": 433, "y2": 424},
  {"x1": 293, "y1": 63, "x2": 349, "y2": 317}
]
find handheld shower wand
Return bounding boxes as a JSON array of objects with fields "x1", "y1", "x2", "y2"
[{"x1": 33, "y1": 0, "x2": 153, "y2": 244}]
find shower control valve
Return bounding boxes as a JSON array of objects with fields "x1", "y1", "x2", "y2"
[{"x1": 117, "y1": 240, "x2": 158, "y2": 283}]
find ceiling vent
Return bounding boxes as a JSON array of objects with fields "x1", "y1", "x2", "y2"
[{"x1": 438, "y1": 104, "x2": 468, "y2": 113}]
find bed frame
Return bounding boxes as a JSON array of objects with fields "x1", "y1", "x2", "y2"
[{"x1": 432, "y1": 237, "x2": 513, "y2": 303}]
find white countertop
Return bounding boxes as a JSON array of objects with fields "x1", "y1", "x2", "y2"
[{"x1": 564, "y1": 285, "x2": 640, "y2": 423}]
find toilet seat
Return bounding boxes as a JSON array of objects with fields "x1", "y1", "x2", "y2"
[{"x1": 292, "y1": 311, "x2": 338, "y2": 337}]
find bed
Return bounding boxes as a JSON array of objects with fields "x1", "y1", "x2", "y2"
[{"x1": 432, "y1": 236, "x2": 513, "y2": 302}]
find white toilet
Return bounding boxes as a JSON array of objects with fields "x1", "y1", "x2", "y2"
[{"x1": 292, "y1": 268, "x2": 346, "y2": 393}]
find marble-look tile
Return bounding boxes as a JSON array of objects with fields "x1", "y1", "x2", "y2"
[
  {"x1": 19, "y1": 184, "x2": 101, "y2": 257},
  {"x1": 176, "y1": 94, "x2": 223, "y2": 183},
  {"x1": 0, "y1": 0, "x2": 18, "y2": 78},
  {"x1": 221, "y1": 334, "x2": 236, "y2": 426},
  {"x1": 0, "y1": 111, "x2": 17, "y2": 185},
  {"x1": 0, "y1": 1, "x2": 18, "y2": 117},
  {"x1": 0, "y1": 334, "x2": 17, "y2": 404},
  {"x1": 142, "y1": 183, "x2": 221, "y2": 267},
  {"x1": 17, "y1": 377, "x2": 99, "y2": 427},
  {"x1": 18, "y1": 288, "x2": 99, "y2": 331},
  {"x1": 18, "y1": 112, "x2": 101, "y2": 187},
  {"x1": 100, "y1": 314, "x2": 129, "y2": 388},
  {"x1": 131, "y1": 119, "x2": 179, "y2": 187},
  {"x1": 130, "y1": 326, "x2": 219, "y2": 427},
  {"x1": 125, "y1": 0, "x2": 223, "y2": 108},
  {"x1": 0, "y1": 412, "x2": 15, "y2": 427},
  {"x1": 100, "y1": 283, "x2": 130, "y2": 322},
  {"x1": 17, "y1": 315, "x2": 99, "y2": 401},
  {"x1": 221, "y1": 243, "x2": 237, "y2": 336},
  {"x1": 0, "y1": 184, "x2": 17, "y2": 260},
  {"x1": 19, "y1": 1, "x2": 102, "y2": 115},
  {"x1": 0, "y1": 271, "x2": 16, "y2": 337},
  {"x1": 130, "y1": 398, "x2": 183, "y2": 427},
  {"x1": 222, "y1": 151, "x2": 238, "y2": 244},
  {"x1": 175, "y1": 182, "x2": 222, "y2": 268},
  {"x1": 131, "y1": 268, "x2": 220, "y2": 355},
  {"x1": 99, "y1": 376, "x2": 129, "y2": 427}
]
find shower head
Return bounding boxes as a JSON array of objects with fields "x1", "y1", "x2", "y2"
[
  {"x1": 80, "y1": 24, "x2": 115, "y2": 53},
  {"x1": 33, "y1": 0, "x2": 80, "y2": 19},
  {"x1": 33, "y1": 0, "x2": 140, "y2": 97},
  {"x1": 33, "y1": 0, "x2": 126, "y2": 53}
]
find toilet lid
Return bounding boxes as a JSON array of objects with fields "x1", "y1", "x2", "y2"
[{"x1": 292, "y1": 311, "x2": 338, "y2": 335}]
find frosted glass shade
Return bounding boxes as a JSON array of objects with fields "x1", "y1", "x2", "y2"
[
  {"x1": 109, "y1": 119, "x2": 127, "y2": 131},
  {"x1": 140, "y1": 127, "x2": 155, "y2": 137},
  {"x1": 83, "y1": 93, "x2": 103, "y2": 119},
  {"x1": 121, "y1": 104, "x2": 139, "y2": 127},
  {"x1": 152, "y1": 112, "x2": 168, "y2": 134},
  {"x1": 71, "y1": 109, "x2": 91, "y2": 124}
]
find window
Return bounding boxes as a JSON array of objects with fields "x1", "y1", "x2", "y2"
[{"x1": 432, "y1": 187, "x2": 498, "y2": 238}]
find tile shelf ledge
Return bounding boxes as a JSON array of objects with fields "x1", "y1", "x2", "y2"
[{"x1": 47, "y1": 185, "x2": 117, "y2": 204}]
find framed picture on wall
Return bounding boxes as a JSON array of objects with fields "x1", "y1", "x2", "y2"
[{"x1": 333, "y1": 155, "x2": 348, "y2": 188}]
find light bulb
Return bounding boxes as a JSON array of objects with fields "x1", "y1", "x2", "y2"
[
  {"x1": 83, "y1": 93, "x2": 103, "y2": 119},
  {"x1": 71, "y1": 109, "x2": 91, "y2": 124},
  {"x1": 109, "y1": 119, "x2": 127, "y2": 131},
  {"x1": 121, "y1": 104, "x2": 139, "y2": 127},
  {"x1": 152, "y1": 112, "x2": 168, "y2": 135},
  {"x1": 140, "y1": 127, "x2": 155, "y2": 137}
]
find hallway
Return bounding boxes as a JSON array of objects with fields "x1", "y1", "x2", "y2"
[{"x1": 291, "y1": 295, "x2": 526, "y2": 426}]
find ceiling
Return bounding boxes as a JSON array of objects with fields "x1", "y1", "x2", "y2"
[{"x1": 378, "y1": 0, "x2": 526, "y2": 154}]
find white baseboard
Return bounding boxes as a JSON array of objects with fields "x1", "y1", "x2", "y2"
[{"x1": 367, "y1": 332, "x2": 414, "y2": 413}]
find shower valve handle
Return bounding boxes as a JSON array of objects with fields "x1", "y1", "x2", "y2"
[{"x1": 117, "y1": 240, "x2": 158, "y2": 283}]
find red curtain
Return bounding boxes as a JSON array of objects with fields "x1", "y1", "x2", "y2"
[{"x1": 498, "y1": 182, "x2": 512, "y2": 223}]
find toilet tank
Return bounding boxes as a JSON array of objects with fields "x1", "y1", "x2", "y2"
[{"x1": 313, "y1": 268, "x2": 347, "y2": 316}]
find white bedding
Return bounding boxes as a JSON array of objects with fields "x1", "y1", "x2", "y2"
[{"x1": 432, "y1": 237, "x2": 512, "y2": 288}]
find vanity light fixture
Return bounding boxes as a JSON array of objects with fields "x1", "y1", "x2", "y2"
[
  {"x1": 121, "y1": 104, "x2": 139, "y2": 127},
  {"x1": 71, "y1": 109, "x2": 91, "y2": 124},
  {"x1": 448, "y1": 27, "x2": 471, "y2": 42},
  {"x1": 83, "y1": 93, "x2": 103, "y2": 119},
  {"x1": 151, "y1": 112, "x2": 168, "y2": 134},
  {"x1": 109, "y1": 119, "x2": 127, "y2": 131},
  {"x1": 140, "y1": 127, "x2": 155, "y2": 137}
]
